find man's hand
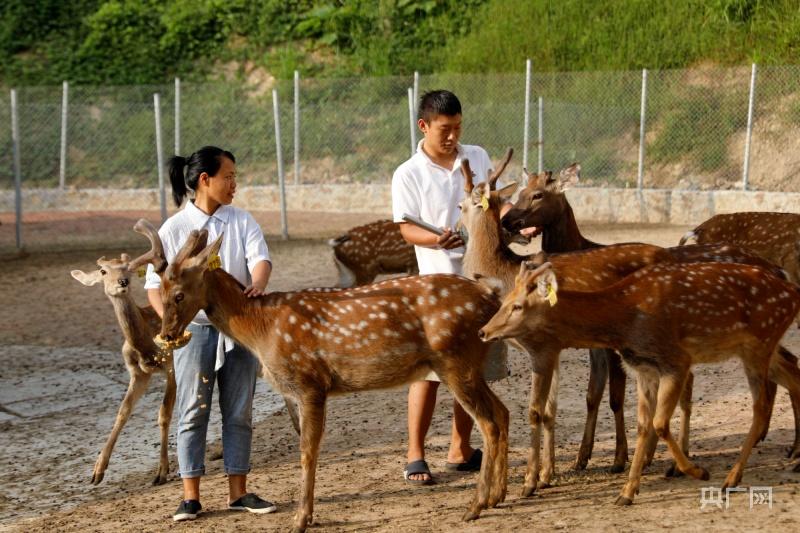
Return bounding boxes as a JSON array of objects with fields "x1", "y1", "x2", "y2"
[{"x1": 436, "y1": 228, "x2": 464, "y2": 250}]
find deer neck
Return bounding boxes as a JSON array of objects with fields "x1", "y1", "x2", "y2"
[
  {"x1": 202, "y1": 269, "x2": 277, "y2": 352},
  {"x1": 109, "y1": 294, "x2": 158, "y2": 355},
  {"x1": 541, "y1": 202, "x2": 596, "y2": 253},
  {"x1": 543, "y1": 289, "x2": 634, "y2": 350},
  {"x1": 463, "y1": 211, "x2": 524, "y2": 291}
]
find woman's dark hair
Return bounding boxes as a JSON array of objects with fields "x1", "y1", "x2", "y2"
[
  {"x1": 168, "y1": 145, "x2": 235, "y2": 206},
  {"x1": 418, "y1": 90, "x2": 462, "y2": 123}
]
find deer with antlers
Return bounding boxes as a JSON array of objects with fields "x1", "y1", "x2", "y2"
[
  {"x1": 328, "y1": 219, "x2": 418, "y2": 287},
  {"x1": 135, "y1": 220, "x2": 509, "y2": 532},
  {"x1": 457, "y1": 152, "x2": 798, "y2": 494},
  {"x1": 70, "y1": 219, "x2": 179, "y2": 486},
  {"x1": 480, "y1": 260, "x2": 800, "y2": 504}
]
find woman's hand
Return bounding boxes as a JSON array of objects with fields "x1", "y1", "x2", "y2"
[{"x1": 243, "y1": 284, "x2": 267, "y2": 298}]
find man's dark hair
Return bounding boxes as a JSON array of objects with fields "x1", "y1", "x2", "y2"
[{"x1": 417, "y1": 90, "x2": 462, "y2": 122}]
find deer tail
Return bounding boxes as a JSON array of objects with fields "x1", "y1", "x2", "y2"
[
  {"x1": 328, "y1": 234, "x2": 350, "y2": 247},
  {"x1": 678, "y1": 230, "x2": 697, "y2": 246}
]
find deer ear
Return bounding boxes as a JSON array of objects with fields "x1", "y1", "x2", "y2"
[
  {"x1": 475, "y1": 275, "x2": 504, "y2": 297},
  {"x1": 557, "y1": 163, "x2": 580, "y2": 192},
  {"x1": 188, "y1": 233, "x2": 224, "y2": 270},
  {"x1": 496, "y1": 181, "x2": 518, "y2": 200},
  {"x1": 71, "y1": 269, "x2": 103, "y2": 286},
  {"x1": 536, "y1": 269, "x2": 558, "y2": 300}
]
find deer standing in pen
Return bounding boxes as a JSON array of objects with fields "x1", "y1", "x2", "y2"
[
  {"x1": 138, "y1": 221, "x2": 509, "y2": 532},
  {"x1": 457, "y1": 154, "x2": 798, "y2": 494},
  {"x1": 501, "y1": 165, "x2": 800, "y2": 474},
  {"x1": 70, "y1": 220, "x2": 176, "y2": 486},
  {"x1": 680, "y1": 211, "x2": 800, "y2": 284},
  {"x1": 480, "y1": 260, "x2": 800, "y2": 504},
  {"x1": 328, "y1": 219, "x2": 417, "y2": 287}
]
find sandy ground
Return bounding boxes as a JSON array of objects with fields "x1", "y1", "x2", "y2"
[{"x1": 1, "y1": 215, "x2": 799, "y2": 532}]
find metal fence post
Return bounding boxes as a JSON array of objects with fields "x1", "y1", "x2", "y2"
[
  {"x1": 273, "y1": 89, "x2": 289, "y2": 240},
  {"x1": 407, "y1": 87, "x2": 416, "y2": 157},
  {"x1": 537, "y1": 96, "x2": 544, "y2": 173},
  {"x1": 413, "y1": 71, "x2": 419, "y2": 121},
  {"x1": 637, "y1": 69, "x2": 648, "y2": 190},
  {"x1": 523, "y1": 59, "x2": 531, "y2": 174},
  {"x1": 11, "y1": 89, "x2": 23, "y2": 250},
  {"x1": 294, "y1": 70, "x2": 300, "y2": 185},
  {"x1": 742, "y1": 63, "x2": 757, "y2": 190},
  {"x1": 59, "y1": 81, "x2": 68, "y2": 189},
  {"x1": 174, "y1": 77, "x2": 180, "y2": 156},
  {"x1": 154, "y1": 93, "x2": 167, "y2": 222}
]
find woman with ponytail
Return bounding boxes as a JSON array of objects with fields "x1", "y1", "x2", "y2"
[{"x1": 144, "y1": 146, "x2": 276, "y2": 521}]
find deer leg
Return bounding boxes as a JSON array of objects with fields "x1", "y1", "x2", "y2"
[
  {"x1": 522, "y1": 350, "x2": 557, "y2": 498},
  {"x1": 539, "y1": 364, "x2": 559, "y2": 488},
  {"x1": 654, "y1": 371, "x2": 710, "y2": 484},
  {"x1": 574, "y1": 348, "x2": 607, "y2": 471},
  {"x1": 92, "y1": 366, "x2": 152, "y2": 484},
  {"x1": 293, "y1": 395, "x2": 327, "y2": 533},
  {"x1": 722, "y1": 362, "x2": 771, "y2": 490},
  {"x1": 284, "y1": 395, "x2": 301, "y2": 436},
  {"x1": 766, "y1": 352, "x2": 800, "y2": 460},
  {"x1": 666, "y1": 371, "x2": 694, "y2": 478},
  {"x1": 153, "y1": 370, "x2": 176, "y2": 485},
  {"x1": 616, "y1": 372, "x2": 657, "y2": 505},
  {"x1": 608, "y1": 350, "x2": 628, "y2": 473},
  {"x1": 759, "y1": 379, "x2": 778, "y2": 443},
  {"x1": 446, "y1": 373, "x2": 508, "y2": 520}
]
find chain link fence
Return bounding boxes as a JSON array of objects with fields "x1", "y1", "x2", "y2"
[{"x1": 2, "y1": 65, "x2": 800, "y2": 254}]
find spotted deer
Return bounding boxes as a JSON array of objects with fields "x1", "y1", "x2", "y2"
[
  {"x1": 501, "y1": 165, "x2": 800, "y2": 474},
  {"x1": 680, "y1": 212, "x2": 800, "y2": 284},
  {"x1": 138, "y1": 221, "x2": 509, "y2": 532},
  {"x1": 70, "y1": 219, "x2": 174, "y2": 486},
  {"x1": 328, "y1": 219, "x2": 418, "y2": 287},
  {"x1": 480, "y1": 260, "x2": 800, "y2": 504}
]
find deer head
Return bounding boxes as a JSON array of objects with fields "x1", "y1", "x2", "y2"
[
  {"x1": 70, "y1": 219, "x2": 167, "y2": 297},
  {"x1": 479, "y1": 261, "x2": 557, "y2": 342},
  {"x1": 458, "y1": 149, "x2": 517, "y2": 235},
  {"x1": 501, "y1": 163, "x2": 580, "y2": 238},
  {"x1": 158, "y1": 229, "x2": 222, "y2": 341}
]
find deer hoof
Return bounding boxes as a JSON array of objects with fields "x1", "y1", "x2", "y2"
[
  {"x1": 786, "y1": 446, "x2": 800, "y2": 460},
  {"x1": 792, "y1": 461, "x2": 800, "y2": 473},
  {"x1": 536, "y1": 480, "x2": 551, "y2": 490},
  {"x1": 91, "y1": 472, "x2": 104, "y2": 485},
  {"x1": 609, "y1": 463, "x2": 625, "y2": 474},
  {"x1": 572, "y1": 459, "x2": 588, "y2": 471},
  {"x1": 614, "y1": 496, "x2": 633, "y2": 506},
  {"x1": 520, "y1": 484, "x2": 536, "y2": 498},
  {"x1": 462, "y1": 509, "x2": 481, "y2": 522},
  {"x1": 152, "y1": 474, "x2": 167, "y2": 486},
  {"x1": 698, "y1": 467, "x2": 711, "y2": 481},
  {"x1": 664, "y1": 463, "x2": 684, "y2": 478}
]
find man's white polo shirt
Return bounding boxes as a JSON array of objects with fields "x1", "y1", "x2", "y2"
[
  {"x1": 144, "y1": 201, "x2": 270, "y2": 369},
  {"x1": 392, "y1": 141, "x2": 493, "y2": 275}
]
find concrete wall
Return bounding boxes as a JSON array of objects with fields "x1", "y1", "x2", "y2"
[{"x1": 2, "y1": 185, "x2": 798, "y2": 225}]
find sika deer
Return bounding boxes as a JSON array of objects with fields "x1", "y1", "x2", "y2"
[
  {"x1": 144, "y1": 224, "x2": 509, "y2": 532},
  {"x1": 680, "y1": 211, "x2": 800, "y2": 284},
  {"x1": 70, "y1": 219, "x2": 175, "y2": 485},
  {"x1": 480, "y1": 261, "x2": 800, "y2": 504},
  {"x1": 329, "y1": 219, "x2": 418, "y2": 287}
]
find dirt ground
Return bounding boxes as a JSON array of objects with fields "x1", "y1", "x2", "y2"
[{"x1": 1, "y1": 215, "x2": 799, "y2": 532}]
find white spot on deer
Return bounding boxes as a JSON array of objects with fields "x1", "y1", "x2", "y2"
[
  {"x1": 428, "y1": 295, "x2": 438, "y2": 305},
  {"x1": 439, "y1": 288, "x2": 450, "y2": 298},
  {"x1": 403, "y1": 322, "x2": 414, "y2": 330},
  {"x1": 465, "y1": 302, "x2": 475, "y2": 312},
  {"x1": 455, "y1": 306, "x2": 464, "y2": 315},
  {"x1": 288, "y1": 315, "x2": 297, "y2": 325},
  {"x1": 300, "y1": 322, "x2": 311, "y2": 331}
]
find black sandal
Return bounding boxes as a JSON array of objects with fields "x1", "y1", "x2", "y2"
[
  {"x1": 445, "y1": 449, "x2": 483, "y2": 472},
  {"x1": 403, "y1": 459, "x2": 435, "y2": 485}
]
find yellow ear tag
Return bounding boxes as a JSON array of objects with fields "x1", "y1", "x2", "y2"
[
  {"x1": 480, "y1": 195, "x2": 490, "y2": 211},
  {"x1": 136, "y1": 266, "x2": 147, "y2": 278},
  {"x1": 546, "y1": 284, "x2": 558, "y2": 307},
  {"x1": 207, "y1": 254, "x2": 221, "y2": 271}
]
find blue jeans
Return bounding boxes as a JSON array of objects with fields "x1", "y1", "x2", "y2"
[{"x1": 173, "y1": 323, "x2": 260, "y2": 478}]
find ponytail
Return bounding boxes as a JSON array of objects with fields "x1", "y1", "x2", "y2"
[
  {"x1": 168, "y1": 155, "x2": 188, "y2": 207},
  {"x1": 166, "y1": 146, "x2": 236, "y2": 207}
]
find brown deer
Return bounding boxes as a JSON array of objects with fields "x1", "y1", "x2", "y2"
[
  {"x1": 139, "y1": 222, "x2": 509, "y2": 532},
  {"x1": 328, "y1": 219, "x2": 418, "y2": 287},
  {"x1": 680, "y1": 211, "x2": 800, "y2": 284},
  {"x1": 70, "y1": 219, "x2": 176, "y2": 486},
  {"x1": 501, "y1": 165, "x2": 800, "y2": 473},
  {"x1": 480, "y1": 260, "x2": 800, "y2": 504},
  {"x1": 456, "y1": 158, "x2": 797, "y2": 494}
]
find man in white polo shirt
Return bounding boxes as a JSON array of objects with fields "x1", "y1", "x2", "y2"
[{"x1": 392, "y1": 90, "x2": 510, "y2": 485}]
